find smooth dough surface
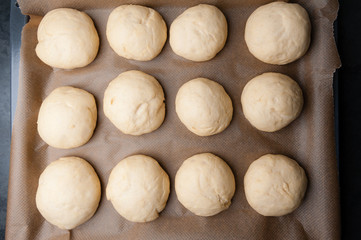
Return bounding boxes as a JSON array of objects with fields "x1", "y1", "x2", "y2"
[
  {"x1": 241, "y1": 72, "x2": 303, "y2": 132},
  {"x1": 103, "y1": 70, "x2": 165, "y2": 135},
  {"x1": 244, "y1": 154, "x2": 308, "y2": 216},
  {"x1": 245, "y1": 1, "x2": 311, "y2": 65},
  {"x1": 36, "y1": 157, "x2": 101, "y2": 229},
  {"x1": 37, "y1": 86, "x2": 97, "y2": 149},
  {"x1": 175, "y1": 153, "x2": 235, "y2": 216},
  {"x1": 106, "y1": 155, "x2": 170, "y2": 222},
  {"x1": 170, "y1": 4, "x2": 227, "y2": 61},
  {"x1": 36, "y1": 8, "x2": 99, "y2": 69},
  {"x1": 106, "y1": 5, "x2": 167, "y2": 61},
  {"x1": 176, "y1": 78, "x2": 233, "y2": 136}
]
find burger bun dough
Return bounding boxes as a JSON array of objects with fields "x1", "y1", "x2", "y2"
[
  {"x1": 241, "y1": 72, "x2": 303, "y2": 132},
  {"x1": 106, "y1": 155, "x2": 170, "y2": 222},
  {"x1": 175, "y1": 153, "x2": 235, "y2": 216},
  {"x1": 245, "y1": 2, "x2": 311, "y2": 65},
  {"x1": 176, "y1": 78, "x2": 233, "y2": 136},
  {"x1": 37, "y1": 86, "x2": 97, "y2": 149},
  {"x1": 103, "y1": 70, "x2": 165, "y2": 135},
  {"x1": 36, "y1": 157, "x2": 101, "y2": 229},
  {"x1": 244, "y1": 154, "x2": 308, "y2": 216},
  {"x1": 106, "y1": 5, "x2": 167, "y2": 61},
  {"x1": 170, "y1": 4, "x2": 228, "y2": 61},
  {"x1": 36, "y1": 8, "x2": 99, "y2": 69}
]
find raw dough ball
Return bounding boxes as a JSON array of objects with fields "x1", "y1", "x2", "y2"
[
  {"x1": 36, "y1": 8, "x2": 99, "y2": 69},
  {"x1": 241, "y1": 72, "x2": 303, "y2": 132},
  {"x1": 175, "y1": 153, "x2": 235, "y2": 216},
  {"x1": 245, "y1": 1, "x2": 311, "y2": 65},
  {"x1": 36, "y1": 157, "x2": 101, "y2": 229},
  {"x1": 106, "y1": 155, "x2": 170, "y2": 222},
  {"x1": 103, "y1": 70, "x2": 165, "y2": 135},
  {"x1": 106, "y1": 5, "x2": 167, "y2": 61},
  {"x1": 176, "y1": 78, "x2": 233, "y2": 136},
  {"x1": 170, "y1": 4, "x2": 228, "y2": 61},
  {"x1": 37, "y1": 86, "x2": 97, "y2": 149},
  {"x1": 244, "y1": 154, "x2": 308, "y2": 216}
]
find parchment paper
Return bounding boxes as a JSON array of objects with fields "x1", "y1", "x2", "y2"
[{"x1": 6, "y1": 0, "x2": 341, "y2": 239}]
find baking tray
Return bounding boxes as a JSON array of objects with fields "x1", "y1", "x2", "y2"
[{"x1": 8, "y1": 0, "x2": 341, "y2": 239}]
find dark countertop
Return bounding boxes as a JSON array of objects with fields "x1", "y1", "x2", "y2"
[
  {"x1": 337, "y1": 0, "x2": 361, "y2": 238},
  {"x1": 1, "y1": 0, "x2": 361, "y2": 239},
  {"x1": 0, "y1": 0, "x2": 10, "y2": 240}
]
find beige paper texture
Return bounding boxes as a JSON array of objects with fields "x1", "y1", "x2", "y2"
[{"x1": 7, "y1": 0, "x2": 341, "y2": 239}]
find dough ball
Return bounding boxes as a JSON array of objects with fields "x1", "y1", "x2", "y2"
[
  {"x1": 175, "y1": 153, "x2": 235, "y2": 216},
  {"x1": 245, "y1": 2, "x2": 311, "y2": 65},
  {"x1": 36, "y1": 8, "x2": 99, "y2": 69},
  {"x1": 106, "y1": 155, "x2": 170, "y2": 222},
  {"x1": 244, "y1": 154, "x2": 308, "y2": 216},
  {"x1": 170, "y1": 4, "x2": 228, "y2": 61},
  {"x1": 176, "y1": 78, "x2": 232, "y2": 136},
  {"x1": 241, "y1": 72, "x2": 303, "y2": 132},
  {"x1": 37, "y1": 86, "x2": 97, "y2": 149},
  {"x1": 106, "y1": 5, "x2": 167, "y2": 61},
  {"x1": 36, "y1": 157, "x2": 101, "y2": 229},
  {"x1": 103, "y1": 70, "x2": 165, "y2": 135}
]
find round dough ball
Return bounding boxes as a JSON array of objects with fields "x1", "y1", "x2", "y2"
[
  {"x1": 175, "y1": 153, "x2": 235, "y2": 216},
  {"x1": 241, "y1": 72, "x2": 303, "y2": 132},
  {"x1": 106, "y1": 5, "x2": 167, "y2": 61},
  {"x1": 36, "y1": 8, "x2": 99, "y2": 69},
  {"x1": 37, "y1": 86, "x2": 97, "y2": 149},
  {"x1": 36, "y1": 157, "x2": 101, "y2": 229},
  {"x1": 245, "y1": 2, "x2": 311, "y2": 65},
  {"x1": 176, "y1": 78, "x2": 233, "y2": 136},
  {"x1": 106, "y1": 155, "x2": 170, "y2": 222},
  {"x1": 244, "y1": 154, "x2": 307, "y2": 216},
  {"x1": 103, "y1": 70, "x2": 165, "y2": 135},
  {"x1": 170, "y1": 4, "x2": 228, "y2": 62}
]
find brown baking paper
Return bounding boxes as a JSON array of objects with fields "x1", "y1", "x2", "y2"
[{"x1": 6, "y1": 0, "x2": 341, "y2": 239}]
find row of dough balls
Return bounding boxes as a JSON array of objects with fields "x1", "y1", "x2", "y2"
[
  {"x1": 35, "y1": 2, "x2": 311, "y2": 69},
  {"x1": 36, "y1": 153, "x2": 308, "y2": 230},
  {"x1": 37, "y1": 70, "x2": 304, "y2": 149}
]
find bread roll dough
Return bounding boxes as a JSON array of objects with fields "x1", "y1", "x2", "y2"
[
  {"x1": 103, "y1": 70, "x2": 165, "y2": 135},
  {"x1": 241, "y1": 72, "x2": 303, "y2": 132},
  {"x1": 175, "y1": 153, "x2": 235, "y2": 216},
  {"x1": 37, "y1": 86, "x2": 97, "y2": 149},
  {"x1": 244, "y1": 154, "x2": 308, "y2": 216},
  {"x1": 175, "y1": 78, "x2": 233, "y2": 136},
  {"x1": 245, "y1": 2, "x2": 311, "y2": 65},
  {"x1": 36, "y1": 157, "x2": 101, "y2": 229},
  {"x1": 170, "y1": 4, "x2": 227, "y2": 61},
  {"x1": 36, "y1": 8, "x2": 99, "y2": 69},
  {"x1": 106, "y1": 155, "x2": 170, "y2": 222},
  {"x1": 106, "y1": 5, "x2": 167, "y2": 61}
]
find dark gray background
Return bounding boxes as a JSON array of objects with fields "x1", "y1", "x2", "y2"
[
  {"x1": 337, "y1": 0, "x2": 361, "y2": 239},
  {"x1": 0, "y1": 0, "x2": 360, "y2": 239},
  {"x1": 0, "y1": 0, "x2": 10, "y2": 239}
]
